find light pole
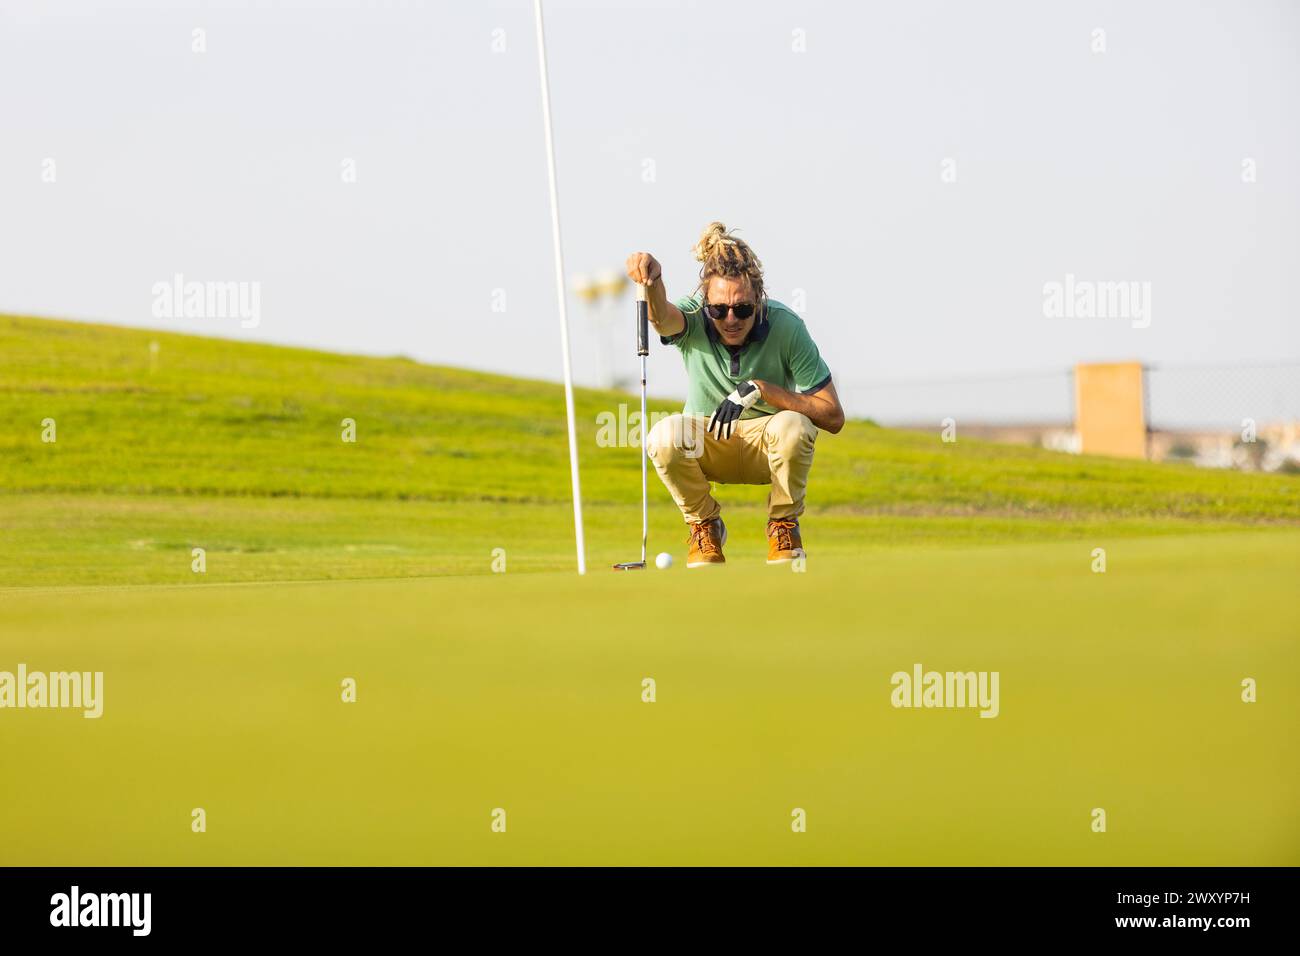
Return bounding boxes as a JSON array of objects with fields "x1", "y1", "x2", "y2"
[
  {"x1": 595, "y1": 269, "x2": 631, "y2": 389},
  {"x1": 571, "y1": 268, "x2": 631, "y2": 390}
]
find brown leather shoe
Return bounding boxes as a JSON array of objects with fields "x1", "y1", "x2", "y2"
[
  {"x1": 766, "y1": 519, "x2": 804, "y2": 564},
  {"x1": 687, "y1": 518, "x2": 727, "y2": 568}
]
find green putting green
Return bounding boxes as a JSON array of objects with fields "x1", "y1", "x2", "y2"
[{"x1": 1, "y1": 531, "x2": 1295, "y2": 865}]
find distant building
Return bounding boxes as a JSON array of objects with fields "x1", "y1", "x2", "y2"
[{"x1": 893, "y1": 362, "x2": 1299, "y2": 473}]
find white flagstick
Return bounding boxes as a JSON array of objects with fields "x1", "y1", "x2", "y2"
[{"x1": 534, "y1": 0, "x2": 586, "y2": 575}]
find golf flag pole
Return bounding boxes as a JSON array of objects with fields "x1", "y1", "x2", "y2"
[{"x1": 534, "y1": 0, "x2": 586, "y2": 575}]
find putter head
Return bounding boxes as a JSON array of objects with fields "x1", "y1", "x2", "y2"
[{"x1": 612, "y1": 561, "x2": 647, "y2": 571}]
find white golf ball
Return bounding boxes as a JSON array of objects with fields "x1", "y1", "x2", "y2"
[{"x1": 655, "y1": 552, "x2": 673, "y2": 570}]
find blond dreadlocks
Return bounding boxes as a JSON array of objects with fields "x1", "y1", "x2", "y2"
[{"x1": 692, "y1": 222, "x2": 765, "y2": 310}]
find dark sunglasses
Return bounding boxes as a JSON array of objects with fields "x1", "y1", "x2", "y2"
[{"x1": 704, "y1": 302, "x2": 756, "y2": 321}]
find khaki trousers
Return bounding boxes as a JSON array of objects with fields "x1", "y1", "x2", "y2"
[{"x1": 644, "y1": 411, "x2": 818, "y2": 524}]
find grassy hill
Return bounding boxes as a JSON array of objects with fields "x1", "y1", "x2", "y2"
[{"x1": 1, "y1": 313, "x2": 1296, "y2": 586}]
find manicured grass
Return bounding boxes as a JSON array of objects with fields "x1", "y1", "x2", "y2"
[
  {"x1": 1, "y1": 316, "x2": 1296, "y2": 866},
  {"x1": 2, "y1": 531, "x2": 1295, "y2": 865},
  {"x1": 0, "y1": 493, "x2": 1287, "y2": 588},
  {"x1": 1, "y1": 314, "x2": 1295, "y2": 587}
]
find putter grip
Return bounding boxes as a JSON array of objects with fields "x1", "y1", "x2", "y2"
[{"x1": 636, "y1": 283, "x2": 649, "y2": 356}]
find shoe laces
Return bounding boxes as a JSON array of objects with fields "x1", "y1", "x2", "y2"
[
  {"x1": 768, "y1": 519, "x2": 797, "y2": 551},
  {"x1": 690, "y1": 521, "x2": 721, "y2": 555}
]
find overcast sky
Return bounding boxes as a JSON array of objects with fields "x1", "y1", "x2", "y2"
[{"x1": 2, "y1": 0, "x2": 1297, "y2": 424}]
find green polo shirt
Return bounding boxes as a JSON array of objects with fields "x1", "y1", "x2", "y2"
[{"x1": 663, "y1": 295, "x2": 832, "y2": 419}]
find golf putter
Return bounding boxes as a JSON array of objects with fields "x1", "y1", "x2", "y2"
[{"x1": 613, "y1": 282, "x2": 650, "y2": 570}]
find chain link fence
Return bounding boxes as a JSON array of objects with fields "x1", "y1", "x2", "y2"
[
  {"x1": 841, "y1": 370, "x2": 1074, "y2": 428},
  {"x1": 1144, "y1": 362, "x2": 1300, "y2": 431}
]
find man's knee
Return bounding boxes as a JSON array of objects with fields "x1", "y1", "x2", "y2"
[
  {"x1": 646, "y1": 413, "x2": 703, "y2": 464},
  {"x1": 764, "y1": 411, "x2": 817, "y2": 457}
]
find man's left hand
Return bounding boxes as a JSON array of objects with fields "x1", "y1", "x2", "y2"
[{"x1": 707, "y1": 381, "x2": 762, "y2": 440}]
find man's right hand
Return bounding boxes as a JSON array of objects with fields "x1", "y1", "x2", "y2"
[
  {"x1": 624, "y1": 251, "x2": 685, "y2": 339},
  {"x1": 625, "y1": 252, "x2": 662, "y2": 287}
]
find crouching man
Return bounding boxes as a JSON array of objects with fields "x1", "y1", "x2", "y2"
[{"x1": 626, "y1": 221, "x2": 845, "y2": 568}]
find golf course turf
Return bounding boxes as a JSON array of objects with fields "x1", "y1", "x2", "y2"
[{"x1": 1, "y1": 314, "x2": 1296, "y2": 865}]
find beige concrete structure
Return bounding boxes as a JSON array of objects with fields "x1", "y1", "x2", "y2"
[{"x1": 1074, "y1": 362, "x2": 1147, "y2": 459}]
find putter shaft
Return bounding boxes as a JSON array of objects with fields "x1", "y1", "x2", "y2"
[
  {"x1": 614, "y1": 284, "x2": 651, "y2": 571},
  {"x1": 640, "y1": 353, "x2": 648, "y2": 564}
]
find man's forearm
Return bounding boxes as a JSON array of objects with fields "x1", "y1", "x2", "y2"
[
  {"x1": 754, "y1": 380, "x2": 844, "y2": 434},
  {"x1": 645, "y1": 278, "x2": 685, "y2": 337}
]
